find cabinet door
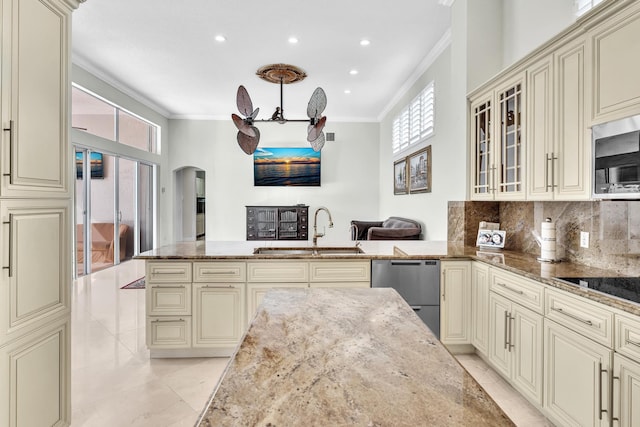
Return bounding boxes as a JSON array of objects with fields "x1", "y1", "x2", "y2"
[
  {"x1": 471, "y1": 262, "x2": 490, "y2": 356},
  {"x1": 591, "y1": 0, "x2": 640, "y2": 121},
  {"x1": 527, "y1": 55, "x2": 554, "y2": 200},
  {"x1": 544, "y1": 319, "x2": 612, "y2": 427},
  {"x1": 0, "y1": 316, "x2": 70, "y2": 427},
  {"x1": 511, "y1": 304, "x2": 543, "y2": 405},
  {"x1": 309, "y1": 260, "x2": 371, "y2": 284},
  {"x1": 469, "y1": 92, "x2": 495, "y2": 200},
  {"x1": 440, "y1": 261, "x2": 470, "y2": 345},
  {"x1": 555, "y1": 36, "x2": 590, "y2": 199},
  {"x1": 0, "y1": 199, "x2": 70, "y2": 345},
  {"x1": 614, "y1": 354, "x2": 640, "y2": 427},
  {"x1": 495, "y1": 75, "x2": 526, "y2": 200},
  {"x1": 1, "y1": 0, "x2": 71, "y2": 197},
  {"x1": 488, "y1": 292, "x2": 512, "y2": 379},
  {"x1": 192, "y1": 284, "x2": 244, "y2": 348}
]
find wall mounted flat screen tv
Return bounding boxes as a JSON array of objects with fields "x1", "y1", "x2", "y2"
[
  {"x1": 76, "y1": 151, "x2": 104, "y2": 179},
  {"x1": 253, "y1": 147, "x2": 320, "y2": 186}
]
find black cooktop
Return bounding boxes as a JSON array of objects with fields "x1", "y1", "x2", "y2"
[{"x1": 554, "y1": 277, "x2": 640, "y2": 304}]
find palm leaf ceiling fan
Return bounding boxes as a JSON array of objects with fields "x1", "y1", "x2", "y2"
[{"x1": 232, "y1": 63, "x2": 328, "y2": 154}]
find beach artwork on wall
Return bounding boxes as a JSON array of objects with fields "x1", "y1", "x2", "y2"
[{"x1": 253, "y1": 147, "x2": 321, "y2": 186}]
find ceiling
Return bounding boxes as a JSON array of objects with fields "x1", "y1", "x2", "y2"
[{"x1": 72, "y1": 1, "x2": 452, "y2": 122}]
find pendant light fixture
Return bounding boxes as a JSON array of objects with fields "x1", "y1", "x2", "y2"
[{"x1": 231, "y1": 63, "x2": 328, "y2": 154}]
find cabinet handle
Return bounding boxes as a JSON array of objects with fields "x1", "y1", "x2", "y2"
[
  {"x1": 202, "y1": 284, "x2": 235, "y2": 288},
  {"x1": 550, "y1": 306, "x2": 593, "y2": 326},
  {"x1": 153, "y1": 268, "x2": 186, "y2": 275},
  {"x1": 508, "y1": 313, "x2": 515, "y2": 351},
  {"x1": 496, "y1": 281, "x2": 524, "y2": 295},
  {"x1": 545, "y1": 153, "x2": 551, "y2": 191},
  {"x1": 151, "y1": 284, "x2": 185, "y2": 289},
  {"x1": 550, "y1": 152, "x2": 558, "y2": 189},
  {"x1": 442, "y1": 270, "x2": 446, "y2": 301},
  {"x1": 3, "y1": 120, "x2": 13, "y2": 183},
  {"x1": 625, "y1": 338, "x2": 640, "y2": 348},
  {"x1": 612, "y1": 374, "x2": 620, "y2": 424},
  {"x1": 151, "y1": 318, "x2": 185, "y2": 323},
  {"x1": 489, "y1": 165, "x2": 497, "y2": 194},
  {"x1": 599, "y1": 363, "x2": 608, "y2": 420},
  {"x1": 201, "y1": 270, "x2": 237, "y2": 275},
  {"x1": 3, "y1": 214, "x2": 13, "y2": 277},
  {"x1": 504, "y1": 311, "x2": 509, "y2": 350},
  {"x1": 410, "y1": 306, "x2": 421, "y2": 311}
]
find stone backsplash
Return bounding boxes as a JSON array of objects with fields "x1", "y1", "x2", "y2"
[{"x1": 448, "y1": 200, "x2": 640, "y2": 275}]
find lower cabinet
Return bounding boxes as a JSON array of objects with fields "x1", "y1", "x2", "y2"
[
  {"x1": 0, "y1": 316, "x2": 70, "y2": 427},
  {"x1": 192, "y1": 284, "x2": 245, "y2": 348},
  {"x1": 613, "y1": 354, "x2": 640, "y2": 427},
  {"x1": 440, "y1": 261, "x2": 471, "y2": 346},
  {"x1": 544, "y1": 318, "x2": 612, "y2": 427},
  {"x1": 488, "y1": 291, "x2": 544, "y2": 405},
  {"x1": 471, "y1": 262, "x2": 490, "y2": 356},
  {"x1": 246, "y1": 282, "x2": 307, "y2": 324}
]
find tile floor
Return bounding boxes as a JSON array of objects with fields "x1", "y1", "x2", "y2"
[{"x1": 71, "y1": 260, "x2": 553, "y2": 426}]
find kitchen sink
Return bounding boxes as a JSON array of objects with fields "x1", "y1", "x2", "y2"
[{"x1": 253, "y1": 246, "x2": 365, "y2": 256}]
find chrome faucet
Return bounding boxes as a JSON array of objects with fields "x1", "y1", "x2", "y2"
[{"x1": 313, "y1": 206, "x2": 334, "y2": 246}]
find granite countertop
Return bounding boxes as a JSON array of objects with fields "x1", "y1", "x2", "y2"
[{"x1": 196, "y1": 288, "x2": 514, "y2": 427}]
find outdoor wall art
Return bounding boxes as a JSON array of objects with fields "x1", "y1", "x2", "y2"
[{"x1": 253, "y1": 147, "x2": 321, "y2": 186}]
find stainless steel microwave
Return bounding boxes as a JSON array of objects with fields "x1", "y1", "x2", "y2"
[{"x1": 592, "y1": 115, "x2": 640, "y2": 199}]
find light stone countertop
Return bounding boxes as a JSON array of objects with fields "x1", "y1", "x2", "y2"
[
  {"x1": 196, "y1": 288, "x2": 514, "y2": 427},
  {"x1": 136, "y1": 240, "x2": 640, "y2": 315}
]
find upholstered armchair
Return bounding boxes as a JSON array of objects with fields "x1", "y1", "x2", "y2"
[{"x1": 350, "y1": 216, "x2": 422, "y2": 240}]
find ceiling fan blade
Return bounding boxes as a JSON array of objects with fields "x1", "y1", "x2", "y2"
[
  {"x1": 309, "y1": 131, "x2": 325, "y2": 152},
  {"x1": 236, "y1": 85, "x2": 254, "y2": 117},
  {"x1": 307, "y1": 87, "x2": 327, "y2": 119},
  {"x1": 307, "y1": 116, "x2": 327, "y2": 142},
  {"x1": 237, "y1": 127, "x2": 260, "y2": 155},
  {"x1": 232, "y1": 113, "x2": 256, "y2": 137},
  {"x1": 250, "y1": 107, "x2": 260, "y2": 120}
]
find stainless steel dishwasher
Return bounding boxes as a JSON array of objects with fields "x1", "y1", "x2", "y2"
[{"x1": 371, "y1": 259, "x2": 440, "y2": 338}]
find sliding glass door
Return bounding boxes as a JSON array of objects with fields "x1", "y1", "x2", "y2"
[{"x1": 75, "y1": 147, "x2": 155, "y2": 277}]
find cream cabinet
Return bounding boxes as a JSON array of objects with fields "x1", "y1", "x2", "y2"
[
  {"x1": 0, "y1": 0, "x2": 79, "y2": 425},
  {"x1": 488, "y1": 291, "x2": 544, "y2": 405},
  {"x1": 192, "y1": 283, "x2": 245, "y2": 348},
  {"x1": 469, "y1": 73, "x2": 526, "y2": 201},
  {"x1": 309, "y1": 260, "x2": 370, "y2": 288},
  {"x1": 590, "y1": 0, "x2": 640, "y2": 122},
  {"x1": 470, "y1": 262, "x2": 490, "y2": 356},
  {"x1": 527, "y1": 37, "x2": 590, "y2": 200},
  {"x1": 440, "y1": 260, "x2": 471, "y2": 346},
  {"x1": 1, "y1": 0, "x2": 73, "y2": 198},
  {"x1": 246, "y1": 282, "x2": 308, "y2": 324},
  {"x1": 544, "y1": 318, "x2": 612, "y2": 427},
  {"x1": 613, "y1": 354, "x2": 640, "y2": 427}
]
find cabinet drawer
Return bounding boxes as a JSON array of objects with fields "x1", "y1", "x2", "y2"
[
  {"x1": 193, "y1": 262, "x2": 246, "y2": 282},
  {"x1": 545, "y1": 288, "x2": 613, "y2": 348},
  {"x1": 309, "y1": 282, "x2": 370, "y2": 288},
  {"x1": 147, "y1": 262, "x2": 192, "y2": 283},
  {"x1": 247, "y1": 261, "x2": 309, "y2": 283},
  {"x1": 146, "y1": 284, "x2": 191, "y2": 316},
  {"x1": 490, "y1": 268, "x2": 545, "y2": 314},
  {"x1": 615, "y1": 312, "x2": 640, "y2": 361},
  {"x1": 146, "y1": 316, "x2": 191, "y2": 348},
  {"x1": 309, "y1": 261, "x2": 371, "y2": 282}
]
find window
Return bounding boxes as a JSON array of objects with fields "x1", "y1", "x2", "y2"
[
  {"x1": 575, "y1": 0, "x2": 604, "y2": 17},
  {"x1": 72, "y1": 85, "x2": 159, "y2": 154},
  {"x1": 392, "y1": 81, "x2": 435, "y2": 154}
]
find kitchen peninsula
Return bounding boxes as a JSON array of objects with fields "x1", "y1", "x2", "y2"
[{"x1": 196, "y1": 287, "x2": 514, "y2": 426}]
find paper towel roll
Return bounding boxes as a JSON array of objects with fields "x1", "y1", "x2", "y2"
[{"x1": 540, "y1": 219, "x2": 556, "y2": 261}]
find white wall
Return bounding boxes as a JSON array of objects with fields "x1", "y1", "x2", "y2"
[
  {"x1": 502, "y1": 0, "x2": 576, "y2": 68},
  {"x1": 378, "y1": 45, "x2": 464, "y2": 240},
  {"x1": 167, "y1": 120, "x2": 380, "y2": 242}
]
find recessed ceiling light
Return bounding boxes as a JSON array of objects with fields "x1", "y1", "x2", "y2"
[
  {"x1": 288, "y1": 36, "x2": 299, "y2": 44},
  {"x1": 360, "y1": 39, "x2": 370, "y2": 46},
  {"x1": 214, "y1": 35, "x2": 226, "y2": 42},
  {"x1": 344, "y1": 89, "x2": 351, "y2": 94},
  {"x1": 349, "y1": 69, "x2": 359, "y2": 75}
]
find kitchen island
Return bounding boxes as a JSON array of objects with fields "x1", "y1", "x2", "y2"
[{"x1": 196, "y1": 287, "x2": 514, "y2": 426}]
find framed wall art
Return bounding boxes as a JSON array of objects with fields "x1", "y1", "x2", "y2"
[
  {"x1": 408, "y1": 146, "x2": 431, "y2": 193},
  {"x1": 393, "y1": 158, "x2": 408, "y2": 195}
]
